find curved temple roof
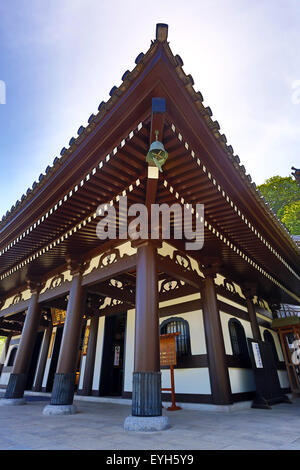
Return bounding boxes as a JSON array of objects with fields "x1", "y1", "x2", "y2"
[{"x1": 0, "y1": 23, "x2": 299, "y2": 305}]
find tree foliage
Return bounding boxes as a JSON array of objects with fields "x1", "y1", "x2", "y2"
[
  {"x1": 0, "y1": 337, "x2": 5, "y2": 358},
  {"x1": 282, "y1": 200, "x2": 300, "y2": 234},
  {"x1": 257, "y1": 176, "x2": 300, "y2": 235}
]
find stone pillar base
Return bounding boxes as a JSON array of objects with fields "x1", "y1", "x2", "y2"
[
  {"x1": 42, "y1": 404, "x2": 77, "y2": 416},
  {"x1": 124, "y1": 415, "x2": 170, "y2": 432},
  {"x1": 132, "y1": 371, "x2": 162, "y2": 417},
  {"x1": 0, "y1": 397, "x2": 26, "y2": 406},
  {"x1": 50, "y1": 372, "x2": 76, "y2": 405},
  {"x1": 5, "y1": 373, "x2": 27, "y2": 399}
]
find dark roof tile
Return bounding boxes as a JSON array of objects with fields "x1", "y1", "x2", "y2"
[
  {"x1": 135, "y1": 53, "x2": 144, "y2": 64},
  {"x1": 77, "y1": 126, "x2": 85, "y2": 135},
  {"x1": 121, "y1": 70, "x2": 130, "y2": 81},
  {"x1": 98, "y1": 101, "x2": 105, "y2": 111}
]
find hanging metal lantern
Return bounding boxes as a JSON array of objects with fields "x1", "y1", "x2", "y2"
[{"x1": 146, "y1": 130, "x2": 168, "y2": 172}]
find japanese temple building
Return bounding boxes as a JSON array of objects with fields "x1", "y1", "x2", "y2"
[{"x1": 0, "y1": 24, "x2": 299, "y2": 431}]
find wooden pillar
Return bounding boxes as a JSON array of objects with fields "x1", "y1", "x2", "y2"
[
  {"x1": 81, "y1": 316, "x2": 99, "y2": 395},
  {"x1": 132, "y1": 240, "x2": 161, "y2": 417},
  {"x1": 5, "y1": 281, "x2": 41, "y2": 399},
  {"x1": 50, "y1": 260, "x2": 86, "y2": 406},
  {"x1": 0, "y1": 333, "x2": 12, "y2": 376},
  {"x1": 201, "y1": 266, "x2": 232, "y2": 405},
  {"x1": 243, "y1": 286, "x2": 262, "y2": 342},
  {"x1": 32, "y1": 326, "x2": 53, "y2": 392}
]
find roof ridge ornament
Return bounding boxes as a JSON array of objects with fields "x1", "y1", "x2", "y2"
[{"x1": 156, "y1": 23, "x2": 168, "y2": 42}]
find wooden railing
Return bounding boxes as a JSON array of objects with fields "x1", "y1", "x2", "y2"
[{"x1": 277, "y1": 304, "x2": 300, "y2": 319}]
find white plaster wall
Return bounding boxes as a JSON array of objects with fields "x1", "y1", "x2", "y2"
[
  {"x1": 123, "y1": 309, "x2": 135, "y2": 392},
  {"x1": 123, "y1": 306, "x2": 207, "y2": 393},
  {"x1": 0, "y1": 373, "x2": 10, "y2": 386},
  {"x1": 159, "y1": 310, "x2": 206, "y2": 355},
  {"x1": 220, "y1": 310, "x2": 284, "y2": 364},
  {"x1": 79, "y1": 356, "x2": 87, "y2": 389},
  {"x1": 220, "y1": 312, "x2": 256, "y2": 394},
  {"x1": 217, "y1": 294, "x2": 248, "y2": 312},
  {"x1": 277, "y1": 370, "x2": 290, "y2": 389},
  {"x1": 92, "y1": 317, "x2": 105, "y2": 391},
  {"x1": 228, "y1": 368, "x2": 256, "y2": 393},
  {"x1": 162, "y1": 368, "x2": 211, "y2": 394},
  {"x1": 159, "y1": 292, "x2": 201, "y2": 309},
  {"x1": 0, "y1": 337, "x2": 21, "y2": 386},
  {"x1": 33, "y1": 329, "x2": 48, "y2": 388},
  {"x1": 4, "y1": 343, "x2": 19, "y2": 367},
  {"x1": 42, "y1": 327, "x2": 57, "y2": 388},
  {"x1": 221, "y1": 312, "x2": 287, "y2": 393},
  {"x1": 78, "y1": 320, "x2": 91, "y2": 389},
  {"x1": 97, "y1": 289, "x2": 286, "y2": 399}
]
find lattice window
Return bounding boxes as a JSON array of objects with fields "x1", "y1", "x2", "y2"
[
  {"x1": 228, "y1": 319, "x2": 249, "y2": 359},
  {"x1": 160, "y1": 317, "x2": 191, "y2": 358}
]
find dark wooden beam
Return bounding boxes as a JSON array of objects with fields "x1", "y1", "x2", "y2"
[{"x1": 87, "y1": 284, "x2": 135, "y2": 305}]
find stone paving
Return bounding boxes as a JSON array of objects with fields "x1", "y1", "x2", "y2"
[{"x1": 0, "y1": 394, "x2": 300, "y2": 450}]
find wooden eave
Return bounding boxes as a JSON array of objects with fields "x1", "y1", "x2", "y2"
[{"x1": 0, "y1": 33, "x2": 299, "y2": 305}]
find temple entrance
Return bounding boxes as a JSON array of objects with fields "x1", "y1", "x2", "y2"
[
  {"x1": 25, "y1": 331, "x2": 44, "y2": 391},
  {"x1": 99, "y1": 312, "x2": 126, "y2": 396},
  {"x1": 46, "y1": 326, "x2": 63, "y2": 392}
]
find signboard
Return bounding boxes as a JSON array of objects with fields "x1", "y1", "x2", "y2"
[
  {"x1": 160, "y1": 333, "x2": 178, "y2": 367},
  {"x1": 82, "y1": 326, "x2": 90, "y2": 356},
  {"x1": 247, "y1": 338, "x2": 291, "y2": 409},
  {"x1": 48, "y1": 331, "x2": 56, "y2": 359},
  {"x1": 50, "y1": 308, "x2": 66, "y2": 326},
  {"x1": 251, "y1": 342, "x2": 263, "y2": 368},
  {"x1": 160, "y1": 332, "x2": 181, "y2": 411},
  {"x1": 114, "y1": 345, "x2": 121, "y2": 366}
]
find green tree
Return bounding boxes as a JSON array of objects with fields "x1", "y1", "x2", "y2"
[
  {"x1": 0, "y1": 336, "x2": 5, "y2": 358},
  {"x1": 282, "y1": 200, "x2": 300, "y2": 234},
  {"x1": 257, "y1": 176, "x2": 300, "y2": 234}
]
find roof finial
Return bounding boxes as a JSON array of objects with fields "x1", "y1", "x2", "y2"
[
  {"x1": 156, "y1": 23, "x2": 168, "y2": 42},
  {"x1": 292, "y1": 166, "x2": 300, "y2": 186}
]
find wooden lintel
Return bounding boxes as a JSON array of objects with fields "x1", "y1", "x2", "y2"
[
  {"x1": 0, "y1": 320, "x2": 24, "y2": 332},
  {"x1": 0, "y1": 300, "x2": 29, "y2": 319},
  {"x1": 82, "y1": 254, "x2": 137, "y2": 289},
  {"x1": 0, "y1": 328, "x2": 21, "y2": 335},
  {"x1": 159, "y1": 298, "x2": 202, "y2": 318},
  {"x1": 0, "y1": 255, "x2": 137, "y2": 319},
  {"x1": 96, "y1": 301, "x2": 132, "y2": 318},
  {"x1": 157, "y1": 255, "x2": 201, "y2": 289},
  {"x1": 159, "y1": 283, "x2": 197, "y2": 302},
  {"x1": 39, "y1": 280, "x2": 72, "y2": 305},
  {"x1": 87, "y1": 284, "x2": 135, "y2": 305}
]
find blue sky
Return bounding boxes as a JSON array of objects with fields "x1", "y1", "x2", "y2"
[{"x1": 0, "y1": 0, "x2": 299, "y2": 218}]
